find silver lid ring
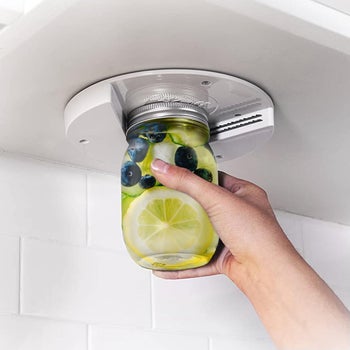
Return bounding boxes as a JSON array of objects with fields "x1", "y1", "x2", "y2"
[{"x1": 126, "y1": 102, "x2": 209, "y2": 134}]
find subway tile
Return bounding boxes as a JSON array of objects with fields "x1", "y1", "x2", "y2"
[
  {"x1": 274, "y1": 210, "x2": 303, "y2": 254},
  {"x1": 87, "y1": 172, "x2": 125, "y2": 251},
  {"x1": 0, "y1": 315, "x2": 87, "y2": 350},
  {"x1": 0, "y1": 155, "x2": 86, "y2": 245},
  {"x1": 89, "y1": 326, "x2": 209, "y2": 350},
  {"x1": 302, "y1": 217, "x2": 350, "y2": 289},
  {"x1": 0, "y1": 236, "x2": 19, "y2": 313},
  {"x1": 211, "y1": 335, "x2": 275, "y2": 350},
  {"x1": 152, "y1": 274, "x2": 267, "y2": 337},
  {"x1": 21, "y1": 238, "x2": 151, "y2": 327}
]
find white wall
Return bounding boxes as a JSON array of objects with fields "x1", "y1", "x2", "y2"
[{"x1": 0, "y1": 152, "x2": 349, "y2": 350}]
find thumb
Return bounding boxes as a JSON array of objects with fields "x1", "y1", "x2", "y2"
[{"x1": 151, "y1": 159, "x2": 235, "y2": 216}]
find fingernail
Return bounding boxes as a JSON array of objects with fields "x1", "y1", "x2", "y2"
[{"x1": 151, "y1": 159, "x2": 170, "y2": 174}]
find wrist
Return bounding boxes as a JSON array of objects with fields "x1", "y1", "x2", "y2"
[
  {"x1": 225, "y1": 231, "x2": 350, "y2": 350},
  {"x1": 225, "y1": 226, "x2": 299, "y2": 292}
]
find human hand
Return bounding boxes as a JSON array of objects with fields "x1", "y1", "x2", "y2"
[
  {"x1": 150, "y1": 158, "x2": 295, "y2": 285},
  {"x1": 150, "y1": 159, "x2": 350, "y2": 349}
]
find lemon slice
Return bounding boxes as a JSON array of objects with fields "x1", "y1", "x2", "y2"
[{"x1": 123, "y1": 187, "x2": 216, "y2": 256}]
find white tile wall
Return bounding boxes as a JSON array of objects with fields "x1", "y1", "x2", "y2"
[
  {"x1": 89, "y1": 327, "x2": 209, "y2": 350},
  {"x1": 0, "y1": 315, "x2": 87, "y2": 350},
  {"x1": 0, "y1": 154, "x2": 86, "y2": 245},
  {"x1": 0, "y1": 236, "x2": 19, "y2": 313},
  {"x1": 21, "y1": 238, "x2": 151, "y2": 326},
  {"x1": 274, "y1": 210, "x2": 304, "y2": 254},
  {"x1": 0, "y1": 153, "x2": 349, "y2": 350},
  {"x1": 22, "y1": 239, "x2": 151, "y2": 327},
  {"x1": 302, "y1": 216, "x2": 350, "y2": 290},
  {"x1": 152, "y1": 274, "x2": 267, "y2": 337},
  {"x1": 87, "y1": 172, "x2": 125, "y2": 252}
]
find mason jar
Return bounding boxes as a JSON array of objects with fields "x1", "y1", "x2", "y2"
[{"x1": 121, "y1": 102, "x2": 219, "y2": 270}]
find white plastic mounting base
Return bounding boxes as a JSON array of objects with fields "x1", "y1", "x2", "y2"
[{"x1": 64, "y1": 69, "x2": 274, "y2": 170}]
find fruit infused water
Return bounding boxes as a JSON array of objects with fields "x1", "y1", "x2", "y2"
[{"x1": 121, "y1": 104, "x2": 219, "y2": 270}]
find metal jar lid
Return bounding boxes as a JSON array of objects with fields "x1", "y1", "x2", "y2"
[{"x1": 126, "y1": 102, "x2": 209, "y2": 134}]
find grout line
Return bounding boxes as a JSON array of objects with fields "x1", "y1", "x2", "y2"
[
  {"x1": 87, "y1": 324, "x2": 91, "y2": 350},
  {"x1": 18, "y1": 236, "x2": 23, "y2": 314},
  {"x1": 208, "y1": 336, "x2": 213, "y2": 350},
  {"x1": 13, "y1": 312, "x2": 89, "y2": 325},
  {"x1": 13, "y1": 234, "x2": 127, "y2": 256},
  {"x1": 150, "y1": 272, "x2": 155, "y2": 329}
]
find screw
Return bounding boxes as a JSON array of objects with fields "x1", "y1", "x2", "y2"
[{"x1": 201, "y1": 80, "x2": 212, "y2": 87}]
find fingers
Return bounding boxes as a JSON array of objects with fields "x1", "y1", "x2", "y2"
[
  {"x1": 219, "y1": 171, "x2": 247, "y2": 195},
  {"x1": 151, "y1": 159, "x2": 234, "y2": 216},
  {"x1": 153, "y1": 262, "x2": 219, "y2": 280},
  {"x1": 219, "y1": 171, "x2": 268, "y2": 201},
  {"x1": 153, "y1": 245, "x2": 236, "y2": 280},
  {"x1": 150, "y1": 159, "x2": 274, "y2": 257}
]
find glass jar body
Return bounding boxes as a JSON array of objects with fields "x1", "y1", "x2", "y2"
[{"x1": 121, "y1": 117, "x2": 219, "y2": 270}]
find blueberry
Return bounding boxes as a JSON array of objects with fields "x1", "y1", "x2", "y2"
[
  {"x1": 145, "y1": 123, "x2": 167, "y2": 143},
  {"x1": 121, "y1": 161, "x2": 141, "y2": 187},
  {"x1": 139, "y1": 174, "x2": 156, "y2": 189},
  {"x1": 194, "y1": 168, "x2": 213, "y2": 182},
  {"x1": 127, "y1": 137, "x2": 149, "y2": 162},
  {"x1": 175, "y1": 146, "x2": 198, "y2": 171}
]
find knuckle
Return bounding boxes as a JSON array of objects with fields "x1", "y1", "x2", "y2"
[
  {"x1": 246, "y1": 182, "x2": 266, "y2": 195},
  {"x1": 257, "y1": 186, "x2": 268, "y2": 199},
  {"x1": 242, "y1": 183, "x2": 269, "y2": 202}
]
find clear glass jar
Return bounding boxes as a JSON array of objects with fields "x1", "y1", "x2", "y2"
[{"x1": 121, "y1": 103, "x2": 219, "y2": 270}]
